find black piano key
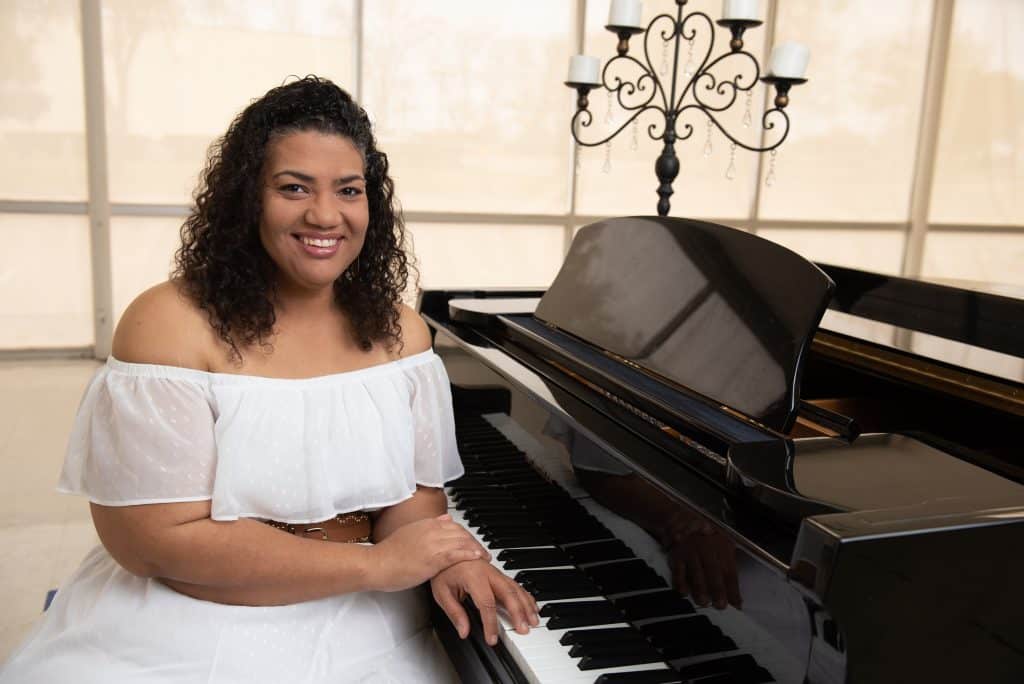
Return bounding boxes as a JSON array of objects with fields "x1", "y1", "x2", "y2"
[
  {"x1": 523, "y1": 583, "x2": 602, "y2": 601},
  {"x1": 559, "y1": 626, "x2": 642, "y2": 646},
  {"x1": 553, "y1": 528, "x2": 616, "y2": 545},
  {"x1": 539, "y1": 600, "x2": 623, "y2": 629},
  {"x1": 658, "y1": 636, "x2": 737, "y2": 660},
  {"x1": 484, "y1": 533, "x2": 555, "y2": 549},
  {"x1": 640, "y1": 615, "x2": 720, "y2": 642},
  {"x1": 568, "y1": 639, "x2": 652, "y2": 658},
  {"x1": 519, "y1": 576, "x2": 602, "y2": 597},
  {"x1": 478, "y1": 524, "x2": 547, "y2": 537},
  {"x1": 497, "y1": 548, "x2": 572, "y2": 569},
  {"x1": 515, "y1": 568, "x2": 588, "y2": 585},
  {"x1": 585, "y1": 559, "x2": 668, "y2": 594},
  {"x1": 565, "y1": 539, "x2": 636, "y2": 564},
  {"x1": 613, "y1": 590, "x2": 696, "y2": 621},
  {"x1": 594, "y1": 671, "x2": 685, "y2": 684},
  {"x1": 674, "y1": 654, "x2": 774, "y2": 684},
  {"x1": 577, "y1": 649, "x2": 666, "y2": 671},
  {"x1": 643, "y1": 617, "x2": 736, "y2": 659}
]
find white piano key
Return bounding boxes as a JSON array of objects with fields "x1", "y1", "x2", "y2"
[
  {"x1": 503, "y1": 628, "x2": 671, "y2": 684},
  {"x1": 531, "y1": 661, "x2": 672, "y2": 684}
]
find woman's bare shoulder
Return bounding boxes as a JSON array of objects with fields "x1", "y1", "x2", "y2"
[
  {"x1": 396, "y1": 303, "x2": 432, "y2": 358},
  {"x1": 111, "y1": 280, "x2": 218, "y2": 370}
]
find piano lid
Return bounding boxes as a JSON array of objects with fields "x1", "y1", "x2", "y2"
[{"x1": 534, "y1": 217, "x2": 834, "y2": 433}]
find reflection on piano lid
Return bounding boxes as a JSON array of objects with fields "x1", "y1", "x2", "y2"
[{"x1": 423, "y1": 217, "x2": 1024, "y2": 683}]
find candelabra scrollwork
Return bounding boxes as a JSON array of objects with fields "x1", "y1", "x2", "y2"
[{"x1": 566, "y1": 0, "x2": 806, "y2": 217}]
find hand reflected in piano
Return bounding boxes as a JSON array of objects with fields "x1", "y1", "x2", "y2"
[
  {"x1": 576, "y1": 469, "x2": 743, "y2": 611},
  {"x1": 661, "y1": 509, "x2": 742, "y2": 610},
  {"x1": 430, "y1": 559, "x2": 540, "y2": 647}
]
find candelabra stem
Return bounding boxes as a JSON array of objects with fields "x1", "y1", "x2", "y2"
[{"x1": 655, "y1": 118, "x2": 680, "y2": 217}]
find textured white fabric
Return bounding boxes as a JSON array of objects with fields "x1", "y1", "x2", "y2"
[
  {"x1": 1, "y1": 547, "x2": 459, "y2": 683},
  {"x1": 57, "y1": 350, "x2": 464, "y2": 522},
  {"x1": 2, "y1": 350, "x2": 464, "y2": 683}
]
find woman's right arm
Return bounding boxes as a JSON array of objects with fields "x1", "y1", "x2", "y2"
[{"x1": 91, "y1": 501, "x2": 486, "y2": 606}]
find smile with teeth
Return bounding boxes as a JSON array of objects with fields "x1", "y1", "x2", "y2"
[{"x1": 299, "y1": 236, "x2": 340, "y2": 247}]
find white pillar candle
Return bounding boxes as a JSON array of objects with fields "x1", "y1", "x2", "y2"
[
  {"x1": 568, "y1": 55, "x2": 601, "y2": 85},
  {"x1": 608, "y1": 0, "x2": 643, "y2": 28},
  {"x1": 768, "y1": 42, "x2": 810, "y2": 78},
  {"x1": 722, "y1": 0, "x2": 758, "y2": 21}
]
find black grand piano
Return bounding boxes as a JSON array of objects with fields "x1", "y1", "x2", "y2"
[{"x1": 421, "y1": 216, "x2": 1024, "y2": 684}]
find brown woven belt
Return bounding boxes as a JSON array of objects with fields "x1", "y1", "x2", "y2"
[{"x1": 263, "y1": 512, "x2": 371, "y2": 543}]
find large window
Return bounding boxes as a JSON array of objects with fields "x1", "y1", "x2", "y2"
[{"x1": 1, "y1": 0, "x2": 1022, "y2": 355}]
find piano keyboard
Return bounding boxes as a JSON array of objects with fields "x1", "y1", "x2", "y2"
[{"x1": 445, "y1": 412, "x2": 777, "y2": 684}]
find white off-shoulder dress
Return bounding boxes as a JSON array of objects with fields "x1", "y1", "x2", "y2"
[{"x1": 0, "y1": 350, "x2": 465, "y2": 684}]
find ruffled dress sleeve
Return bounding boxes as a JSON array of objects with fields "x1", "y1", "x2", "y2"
[
  {"x1": 58, "y1": 359, "x2": 217, "y2": 506},
  {"x1": 405, "y1": 353, "x2": 464, "y2": 487}
]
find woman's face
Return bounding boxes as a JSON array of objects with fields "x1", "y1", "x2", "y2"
[{"x1": 258, "y1": 130, "x2": 369, "y2": 295}]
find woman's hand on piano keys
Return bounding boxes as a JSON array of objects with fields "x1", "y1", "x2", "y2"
[
  {"x1": 367, "y1": 514, "x2": 490, "y2": 592},
  {"x1": 430, "y1": 559, "x2": 540, "y2": 646}
]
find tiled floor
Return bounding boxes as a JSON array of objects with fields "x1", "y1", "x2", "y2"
[{"x1": 0, "y1": 359, "x2": 101, "y2": 662}]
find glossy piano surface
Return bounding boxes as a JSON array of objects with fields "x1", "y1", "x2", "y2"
[
  {"x1": 422, "y1": 217, "x2": 1024, "y2": 683},
  {"x1": 433, "y1": 328, "x2": 812, "y2": 684},
  {"x1": 427, "y1": 312, "x2": 1024, "y2": 683},
  {"x1": 535, "y1": 217, "x2": 834, "y2": 433}
]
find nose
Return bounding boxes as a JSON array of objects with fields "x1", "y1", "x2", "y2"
[{"x1": 304, "y1": 193, "x2": 342, "y2": 229}]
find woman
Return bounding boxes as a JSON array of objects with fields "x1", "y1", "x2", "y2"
[{"x1": 1, "y1": 76, "x2": 538, "y2": 683}]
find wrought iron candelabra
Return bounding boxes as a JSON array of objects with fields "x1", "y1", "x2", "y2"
[{"x1": 566, "y1": 0, "x2": 807, "y2": 217}]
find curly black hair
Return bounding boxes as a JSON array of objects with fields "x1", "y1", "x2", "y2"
[{"x1": 173, "y1": 75, "x2": 410, "y2": 361}]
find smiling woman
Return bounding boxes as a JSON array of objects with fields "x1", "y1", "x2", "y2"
[
  {"x1": 0, "y1": 76, "x2": 538, "y2": 684},
  {"x1": 174, "y1": 77, "x2": 409, "y2": 360}
]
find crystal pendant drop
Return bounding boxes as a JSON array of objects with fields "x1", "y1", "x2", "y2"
[
  {"x1": 725, "y1": 142, "x2": 737, "y2": 180},
  {"x1": 660, "y1": 38, "x2": 670, "y2": 76},
  {"x1": 703, "y1": 119, "x2": 713, "y2": 158},
  {"x1": 765, "y1": 149, "x2": 777, "y2": 187},
  {"x1": 575, "y1": 143, "x2": 582, "y2": 173},
  {"x1": 605, "y1": 90, "x2": 614, "y2": 125},
  {"x1": 631, "y1": 119, "x2": 639, "y2": 151},
  {"x1": 683, "y1": 38, "x2": 696, "y2": 78},
  {"x1": 602, "y1": 141, "x2": 612, "y2": 174},
  {"x1": 743, "y1": 91, "x2": 753, "y2": 128}
]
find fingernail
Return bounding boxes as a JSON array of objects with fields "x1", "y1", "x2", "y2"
[{"x1": 488, "y1": 635, "x2": 497, "y2": 646}]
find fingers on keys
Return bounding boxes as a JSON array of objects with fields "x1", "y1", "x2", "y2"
[{"x1": 432, "y1": 583, "x2": 470, "y2": 639}]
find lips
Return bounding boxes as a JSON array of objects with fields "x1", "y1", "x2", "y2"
[{"x1": 292, "y1": 233, "x2": 343, "y2": 258}]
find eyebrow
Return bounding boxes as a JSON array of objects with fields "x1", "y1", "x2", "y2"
[{"x1": 271, "y1": 170, "x2": 366, "y2": 184}]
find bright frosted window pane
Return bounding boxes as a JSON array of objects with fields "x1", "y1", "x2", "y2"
[
  {"x1": 758, "y1": 228, "x2": 905, "y2": 275},
  {"x1": 930, "y1": 0, "x2": 1024, "y2": 225},
  {"x1": 0, "y1": 215, "x2": 92, "y2": 348},
  {"x1": 111, "y1": 216, "x2": 183, "y2": 324},
  {"x1": 576, "y1": 0, "x2": 766, "y2": 219},
  {"x1": 362, "y1": 1, "x2": 575, "y2": 214},
  {"x1": 409, "y1": 223, "x2": 564, "y2": 288},
  {"x1": 0, "y1": 1, "x2": 87, "y2": 201},
  {"x1": 922, "y1": 232, "x2": 1024, "y2": 288},
  {"x1": 102, "y1": 0, "x2": 357, "y2": 205},
  {"x1": 758, "y1": 0, "x2": 932, "y2": 221}
]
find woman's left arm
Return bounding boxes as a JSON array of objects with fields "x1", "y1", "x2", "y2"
[
  {"x1": 371, "y1": 485, "x2": 448, "y2": 540},
  {"x1": 372, "y1": 486, "x2": 539, "y2": 646}
]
